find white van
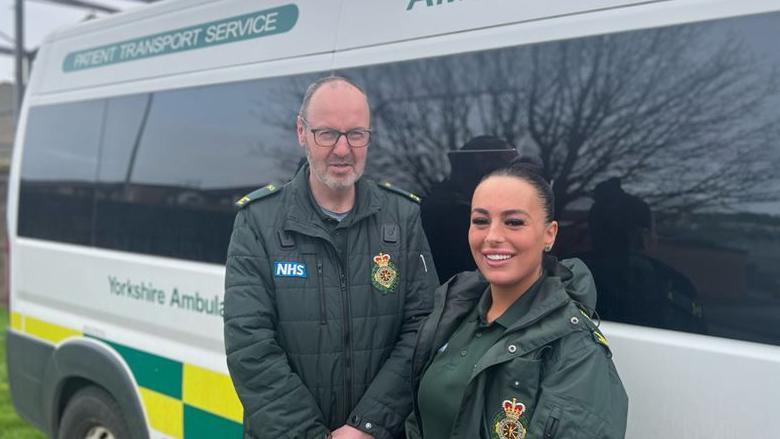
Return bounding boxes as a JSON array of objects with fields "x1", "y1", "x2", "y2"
[{"x1": 7, "y1": 0, "x2": 780, "y2": 438}]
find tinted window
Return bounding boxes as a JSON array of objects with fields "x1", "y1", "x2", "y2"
[
  {"x1": 93, "y1": 76, "x2": 314, "y2": 263},
  {"x1": 339, "y1": 12, "x2": 780, "y2": 345},
  {"x1": 18, "y1": 100, "x2": 104, "y2": 244}
]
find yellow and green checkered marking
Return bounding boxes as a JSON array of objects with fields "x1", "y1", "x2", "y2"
[{"x1": 9, "y1": 313, "x2": 243, "y2": 438}]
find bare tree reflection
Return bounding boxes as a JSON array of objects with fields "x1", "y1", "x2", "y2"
[
  {"x1": 345, "y1": 24, "x2": 780, "y2": 217},
  {"x1": 249, "y1": 76, "x2": 313, "y2": 180}
]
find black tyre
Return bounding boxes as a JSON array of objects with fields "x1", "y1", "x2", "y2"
[{"x1": 58, "y1": 386, "x2": 132, "y2": 439}]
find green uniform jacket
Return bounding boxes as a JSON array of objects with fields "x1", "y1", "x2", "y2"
[
  {"x1": 407, "y1": 258, "x2": 628, "y2": 439},
  {"x1": 224, "y1": 165, "x2": 438, "y2": 439}
]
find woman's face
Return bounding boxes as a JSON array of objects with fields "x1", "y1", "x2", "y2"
[{"x1": 469, "y1": 175, "x2": 558, "y2": 293}]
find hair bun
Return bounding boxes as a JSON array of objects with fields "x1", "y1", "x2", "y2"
[
  {"x1": 510, "y1": 156, "x2": 546, "y2": 177},
  {"x1": 479, "y1": 155, "x2": 555, "y2": 222}
]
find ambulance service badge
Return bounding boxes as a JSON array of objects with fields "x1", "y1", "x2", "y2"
[
  {"x1": 371, "y1": 252, "x2": 398, "y2": 294},
  {"x1": 492, "y1": 398, "x2": 528, "y2": 439}
]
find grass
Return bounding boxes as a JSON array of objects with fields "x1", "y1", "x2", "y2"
[{"x1": 0, "y1": 308, "x2": 45, "y2": 439}]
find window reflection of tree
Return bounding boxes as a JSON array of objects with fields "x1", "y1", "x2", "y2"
[
  {"x1": 253, "y1": 74, "x2": 318, "y2": 180},
  {"x1": 349, "y1": 24, "x2": 780, "y2": 219},
  {"x1": 339, "y1": 18, "x2": 780, "y2": 342}
]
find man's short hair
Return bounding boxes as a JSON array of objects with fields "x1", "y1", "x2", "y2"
[{"x1": 298, "y1": 75, "x2": 368, "y2": 119}]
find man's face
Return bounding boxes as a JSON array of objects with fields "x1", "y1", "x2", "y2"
[{"x1": 297, "y1": 82, "x2": 370, "y2": 191}]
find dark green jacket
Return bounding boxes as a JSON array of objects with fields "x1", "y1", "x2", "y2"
[
  {"x1": 224, "y1": 165, "x2": 438, "y2": 439},
  {"x1": 407, "y1": 258, "x2": 628, "y2": 439}
]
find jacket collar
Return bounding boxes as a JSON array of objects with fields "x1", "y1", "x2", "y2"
[
  {"x1": 503, "y1": 263, "x2": 570, "y2": 333},
  {"x1": 282, "y1": 163, "x2": 382, "y2": 238},
  {"x1": 422, "y1": 258, "x2": 597, "y2": 362},
  {"x1": 437, "y1": 258, "x2": 578, "y2": 332},
  {"x1": 475, "y1": 269, "x2": 545, "y2": 329}
]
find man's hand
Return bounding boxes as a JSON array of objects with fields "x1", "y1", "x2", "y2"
[{"x1": 330, "y1": 425, "x2": 373, "y2": 439}]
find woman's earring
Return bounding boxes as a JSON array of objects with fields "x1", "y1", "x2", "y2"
[{"x1": 544, "y1": 244, "x2": 553, "y2": 252}]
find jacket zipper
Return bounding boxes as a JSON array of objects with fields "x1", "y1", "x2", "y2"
[
  {"x1": 317, "y1": 261, "x2": 326, "y2": 325},
  {"x1": 342, "y1": 231, "x2": 353, "y2": 419},
  {"x1": 339, "y1": 246, "x2": 353, "y2": 415}
]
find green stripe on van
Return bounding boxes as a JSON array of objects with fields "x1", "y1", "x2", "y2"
[
  {"x1": 184, "y1": 404, "x2": 243, "y2": 439},
  {"x1": 63, "y1": 4, "x2": 299, "y2": 72},
  {"x1": 104, "y1": 339, "x2": 183, "y2": 399}
]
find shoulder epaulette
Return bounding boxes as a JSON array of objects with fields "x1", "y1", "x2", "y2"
[
  {"x1": 378, "y1": 181, "x2": 421, "y2": 203},
  {"x1": 577, "y1": 307, "x2": 612, "y2": 354},
  {"x1": 235, "y1": 183, "x2": 282, "y2": 208}
]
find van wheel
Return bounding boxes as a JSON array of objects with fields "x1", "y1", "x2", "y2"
[{"x1": 58, "y1": 386, "x2": 131, "y2": 439}]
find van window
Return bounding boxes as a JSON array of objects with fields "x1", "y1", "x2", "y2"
[
  {"x1": 18, "y1": 100, "x2": 104, "y2": 245},
  {"x1": 92, "y1": 77, "x2": 311, "y2": 262},
  {"x1": 340, "y1": 11, "x2": 780, "y2": 345}
]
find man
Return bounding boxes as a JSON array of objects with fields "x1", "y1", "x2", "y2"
[{"x1": 224, "y1": 76, "x2": 439, "y2": 439}]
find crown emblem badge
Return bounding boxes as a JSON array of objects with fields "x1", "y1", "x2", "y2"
[
  {"x1": 371, "y1": 252, "x2": 398, "y2": 294},
  {"x1": 492, "y1": 398, "x2": 528, "y2": 439}
]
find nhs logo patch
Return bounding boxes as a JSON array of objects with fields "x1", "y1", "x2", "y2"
[{"x1": 274, "y1": 261, "x2": 307, "y2": 278}]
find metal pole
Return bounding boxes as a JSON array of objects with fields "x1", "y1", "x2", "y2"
[{"x1": 14, "y1": 0, "x2": 25, "y2": 121}]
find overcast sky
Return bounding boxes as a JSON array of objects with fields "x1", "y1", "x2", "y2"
[{"x1": 0, "y1": 0, "x2": 147, "y2": 83}]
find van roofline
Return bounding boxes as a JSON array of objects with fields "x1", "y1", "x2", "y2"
[{"x1": 42, "y1": 0, "x2": 214, "y2": 44}]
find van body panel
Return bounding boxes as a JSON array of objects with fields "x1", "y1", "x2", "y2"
[
  {"x1": 337, "y1": 0, "x2": 659, "y2": 51},
  {"x1": 5, "y1": 330, "x2": 52, "y2": 434},
  {"x1": 35, "y1": 0, "x2": 339, "y2": 95}
]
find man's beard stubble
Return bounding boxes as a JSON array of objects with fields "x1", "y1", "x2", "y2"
[{"x1": 305, "y1": 145, "x2": 363, "y2": 191}]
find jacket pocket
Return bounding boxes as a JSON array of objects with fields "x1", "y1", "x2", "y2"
[
  {"x1": 483, "y1": 357, "x2": 542, "y2": 438},
  {"x1": 543, "y1": 406, "x2": 561, "y2": 439}
]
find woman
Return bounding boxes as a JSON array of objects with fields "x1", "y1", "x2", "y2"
[{"x1": 407, "y1": 163, "x2": 628, "y2": 439}]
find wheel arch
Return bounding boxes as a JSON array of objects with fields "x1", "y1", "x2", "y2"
[{"x1": 43, "y1": 337, "x2": 150, "y2": 439}]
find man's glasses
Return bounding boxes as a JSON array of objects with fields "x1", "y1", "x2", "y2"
[{"x1": 300, "y1": 118, "x2": 371, "y2": 148}]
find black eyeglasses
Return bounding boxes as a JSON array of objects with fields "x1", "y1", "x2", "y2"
[{"x1": 300, "y1": 118, "x2": 372, "y2": 148}]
